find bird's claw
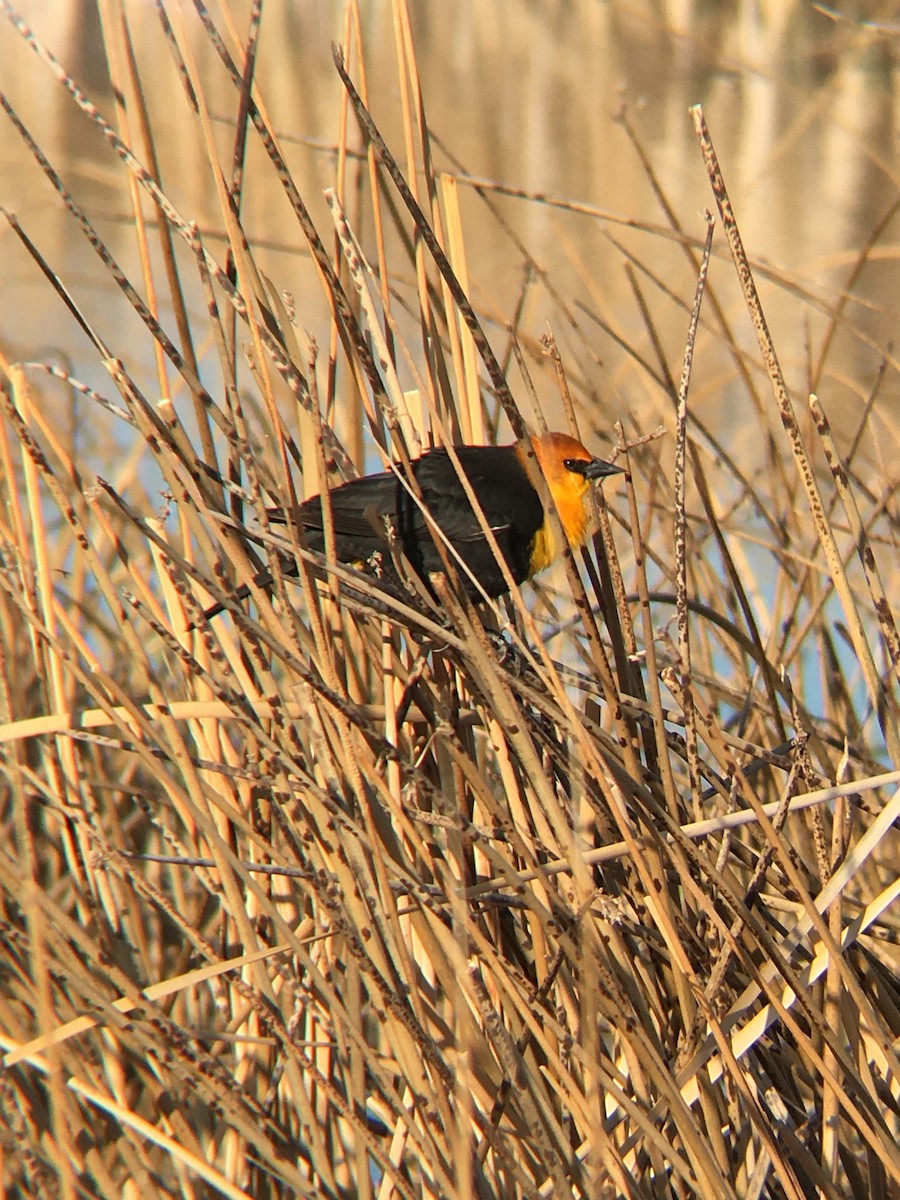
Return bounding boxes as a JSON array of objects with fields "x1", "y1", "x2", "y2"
[{"x1": 486, "y1": 631, "x2": 531, "y2": 678}]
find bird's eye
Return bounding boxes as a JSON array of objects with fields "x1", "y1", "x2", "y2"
[{"x1": 563, "y1": 458, "x2": 582, "y2": 471}]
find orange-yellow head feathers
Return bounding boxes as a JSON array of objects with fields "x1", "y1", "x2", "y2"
[{"x1": 520, "y1": 432, "x2": 623, "y2": 571}]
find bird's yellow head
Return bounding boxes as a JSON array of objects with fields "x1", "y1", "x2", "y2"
[{"x1": 523, "y1": 432, "x2": 623, "y2": 569}]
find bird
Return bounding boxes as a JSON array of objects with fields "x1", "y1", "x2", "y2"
[{"x1": 204, "y1": 431, "x2": 623, "y2": 617}]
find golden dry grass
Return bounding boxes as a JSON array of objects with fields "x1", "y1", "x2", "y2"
[{"x1": 2, "y1": 4, "x2": 900, "y2": 1199}]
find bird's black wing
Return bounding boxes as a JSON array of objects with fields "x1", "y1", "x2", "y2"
[
  {"x1": 295, "y1": 466, "x2": 403, "y2": 561},
  {"x1": 408, "y1": 446, "x2": 546, "y2": 595},
  {"x1": 274, "y1": 445, "x2": 546, "y2": 599}
]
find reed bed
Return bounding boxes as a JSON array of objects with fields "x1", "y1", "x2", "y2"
[{"x1": 2, "y1": 4, "x2": 900, "y2": 1198}]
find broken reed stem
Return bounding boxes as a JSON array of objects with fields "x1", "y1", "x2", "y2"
[{"x1": 674, "y1": 210, "x2": 715, "y2": 817}]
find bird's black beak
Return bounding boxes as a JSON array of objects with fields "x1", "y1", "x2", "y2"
[{"x1": 581, "y1": 457, "x2": 625, "y2": 481}]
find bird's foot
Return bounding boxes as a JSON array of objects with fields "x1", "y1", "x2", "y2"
[{"x1": 486, "y1": 630, "x2": 533, "y2": 679}]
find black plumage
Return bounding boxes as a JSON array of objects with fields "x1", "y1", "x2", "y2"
[
  {"x1": 203, "y1": 432, "x2": 622, "y2": 617},
  {"x1": 279, "y1": 444, "x2": 546, "y2": 599}
]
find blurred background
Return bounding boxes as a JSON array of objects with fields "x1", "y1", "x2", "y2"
[{"x1": 4, "y1": 1, "x2": 900, "y2": 467}]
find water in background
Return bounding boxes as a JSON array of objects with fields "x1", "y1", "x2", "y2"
[{"x1": 2, "y1": 1, "x2": 899, "y2": 468}]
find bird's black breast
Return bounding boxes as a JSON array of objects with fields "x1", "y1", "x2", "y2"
[{"x1": 298, "y1": 445, "x2": 546, "y2": 598}]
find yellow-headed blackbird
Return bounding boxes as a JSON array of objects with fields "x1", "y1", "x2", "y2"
[{"x1": 206, "y1": 431, "x2": 622, "y2": 615}]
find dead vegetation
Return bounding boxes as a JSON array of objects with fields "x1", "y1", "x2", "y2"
[{"x1": 2, "y1": 4, "x2": 900, "y2": 1198}]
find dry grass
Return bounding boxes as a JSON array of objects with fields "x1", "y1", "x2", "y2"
[{"x1": 2, "y1": 4, "x2": 900, "y2": 1199}]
